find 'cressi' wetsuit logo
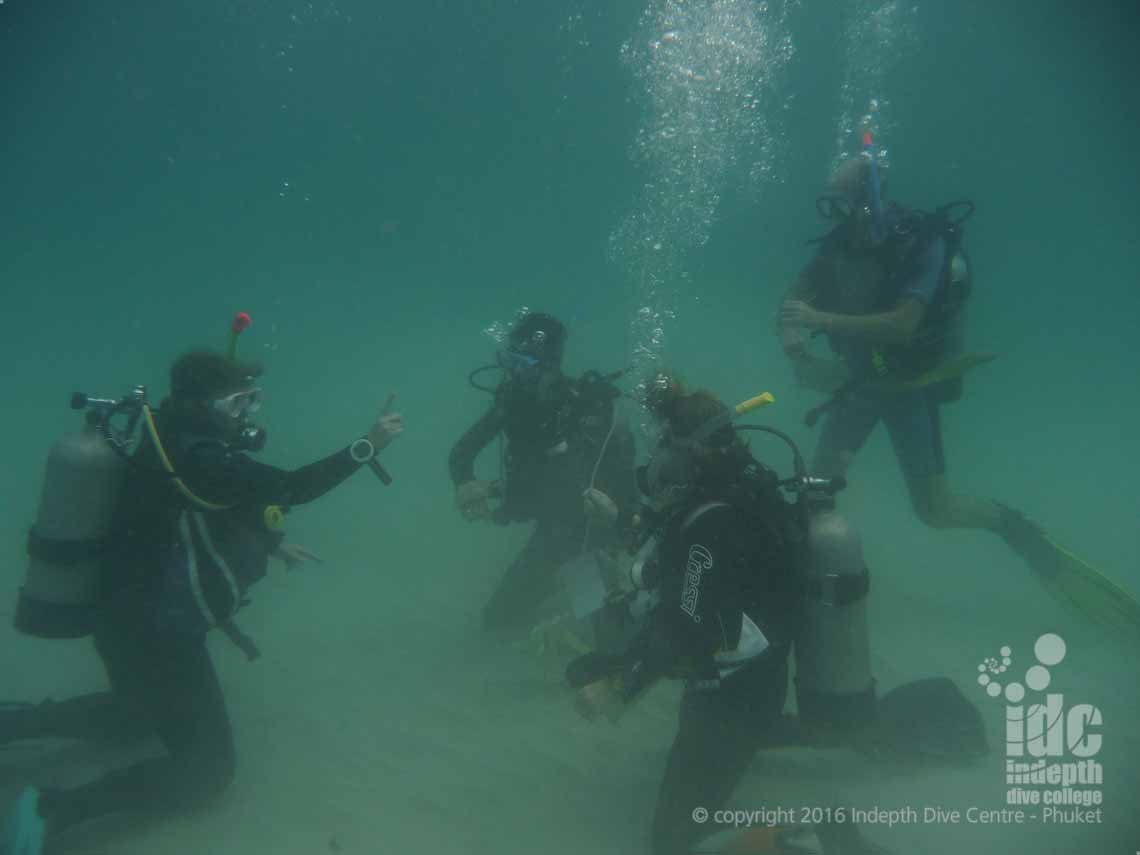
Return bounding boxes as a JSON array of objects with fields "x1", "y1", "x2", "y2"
[{"x1": 681, "y1": 544, "x2": 713, "y2": 621}]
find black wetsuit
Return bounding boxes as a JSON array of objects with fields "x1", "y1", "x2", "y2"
[
  {"x1": 10, "y1": 409, "x2": 368, "y2": 835},
  {"x1": 449, "y1": 373, "x2": 637, "y2": 629},
  {"x1": 612, "y1": 474, "x2": 800, "y2": 855}
]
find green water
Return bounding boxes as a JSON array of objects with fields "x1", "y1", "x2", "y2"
[{"x1": 2, "y1": 0, "x2": 1138, "y2": 852}]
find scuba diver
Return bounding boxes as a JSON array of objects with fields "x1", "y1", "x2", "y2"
[
  {"x1": 450, "y1": 311, "x2": 637, "y2": 632},
  {"x1": 777, "y1": 145, "x2": 1140, "y2": 639},
  {"x1": 566, "y1": 376, "x2": 987, "y2": 855},
  {"x1": 2, "y1": 348, "x2": 403, "y2": 855}
]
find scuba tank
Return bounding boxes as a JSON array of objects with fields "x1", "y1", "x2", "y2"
[
  {"x1": 568, "y1": 399, "x2": 876, "y2": 734},
  {"x1": 731, "y1": 425, "x2": 875, "y2": 735},
  {"x1": 15, "y1": 389, "x2": 144, "y2": 638},
  {"x1": 793, "y1": 488, "x2": 876, "y2": 735}
]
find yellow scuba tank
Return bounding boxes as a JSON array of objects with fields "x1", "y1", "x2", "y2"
[{"x1": 16, "y1": 414, "x2": 127, "y2": 638}]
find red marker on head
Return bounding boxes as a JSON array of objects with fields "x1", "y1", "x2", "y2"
[{"x1": 228, "y1": 312, "x2": 252, "y2": 360}]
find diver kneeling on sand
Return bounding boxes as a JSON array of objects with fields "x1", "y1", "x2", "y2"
[
  {"x1": 450, "y1": 310, "x2": 637, "y2": 633},
  {"x1": 2, "y1": 337, "x2": 403, "y2": 855},
  {"x1": 566, "y1": 376, "x2": 986, "y2": 855}
]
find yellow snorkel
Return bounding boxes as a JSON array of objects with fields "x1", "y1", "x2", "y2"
[{"x1": 687, "y1": 391, "x2": 776, "y2": 444}]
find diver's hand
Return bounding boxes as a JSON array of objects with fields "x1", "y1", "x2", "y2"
[
  {"x1": 574, "y1": 677, "x2": 625, "y2": 723},
  {"x1": 582, "y1": 488, "x2": 619, "y2": 527},
  {"x1": 272, "y1": 543, "x2": 324, "y2": 570},
  {"x1": 456, "y1": 480, "x2": 497, "y2": 521},
  {"x1": 780, "y1": 326, "x2": 808, "y2": 360},
  {"x1": 367, "y1": 393, "x2": 404, "y2": 451},
  {"x1": 780, "y1": 300, "x2": 825, "y2": 330}
]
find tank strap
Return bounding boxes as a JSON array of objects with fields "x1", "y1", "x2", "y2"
[
  {"x1": 178, "y1": 512, "x2": 261, "y2": 662},
  {"x1": 680, "y1": 501, "x2": 729, "y2": 531},
  {"x1": 178, "y1": 513, "x2": 220, "y2": 628},
  {"x1": 219, "y1": 620, "x2": 261, "y2": 662},
  {"x1": 803, "y1": 567, "x2": 870, "y2": 606},
  {"x1": 26, "y1": 528, "x2": 108, "y2": 564}
]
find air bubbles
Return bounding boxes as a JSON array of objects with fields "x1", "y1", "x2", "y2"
[{"x1": 611, "y1": 0, "x2": 795, "y2": 412}]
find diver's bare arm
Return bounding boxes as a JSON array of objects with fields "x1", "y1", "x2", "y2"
[
  {"x1": 811, "y1": 297, "x2": 925, "y2": 343},
  {"x1": 777, "y1": 261, "x2": 826, "y2": 356}
]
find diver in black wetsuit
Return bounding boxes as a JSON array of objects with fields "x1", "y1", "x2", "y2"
[
  {"x1": 568, "y1": 386, "x2": 803, "y2": 855},
  {"x1": 570, "y1": 381, "x2": 984, "y2": 855},
  {"x1": 1, "y1": 350, "x2": 403, "y2": 850},
  {"x1": 449, "y1": 312, "x2": 637, "y2": 631}
]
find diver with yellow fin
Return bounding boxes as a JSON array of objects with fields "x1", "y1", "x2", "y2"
[
  {"x1": 778, "y1": 128, "x2": 1140, "y2": 641},
  {"x1": 2, "y1": 314, "x2": 404, "y2": 855},
  {"x1": 568, "y1": 376, "x2": 982, "y2": 855}
]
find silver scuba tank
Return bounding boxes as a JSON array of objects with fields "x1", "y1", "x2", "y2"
[
  {"x1": 794, "y1": 507, "x2": 876, "y2": 734},
  {"x1": 15, "y1": 420, "x2": 126, "y2": 638}
]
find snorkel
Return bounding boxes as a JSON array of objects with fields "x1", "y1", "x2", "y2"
[
  {"x1": 643, "y1": 391, "x2": 777, "y2": 499},
  {"x1": 222, "y1": 311, "x2": 266, "y2": 452},
  {"x1": 687, "y1": 391, "x2": 776, "y2": 445},
  {"x1": 228, "y1": 311, "x2": 252, "y2": 360},
  {"x1": 862, "y1": 127, "x2": 885, "y2": 246}
]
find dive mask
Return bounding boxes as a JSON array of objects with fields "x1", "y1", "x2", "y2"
[
  {"x1": 212, "y1": 387, "x2": 263, "y2": 420},
  {"x1": 816, "y1": 195, "x2": 856, "y2": 221}
]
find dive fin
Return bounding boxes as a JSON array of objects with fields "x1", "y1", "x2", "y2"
[
  {"x1": 692, "y1": 824, "x2": 823, "y2": 854},
  {"x1": 864, "y1": 678, "x2": 988, "y2": 761},
  {"x1": 513, "y1": 615, "x2": 591, "y2": 662},
  {"x1": 1039, "y1": 539, "x2": 1140, "y2": 641},
  {"x1": 1000, "y1": 505, "x2": 1140, "y2": 641},
  {"x1": 899, "y1": 351, "x2": 997, "y2": 390},
  {"x1": 693, "y1": 821, "x2": 884, "y2": 854},
  {"x1": 2, "y1": 787, "x2": 45, "y2": 855}
]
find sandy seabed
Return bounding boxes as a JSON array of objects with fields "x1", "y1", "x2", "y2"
[{"x1": 3, "y1": 509, "x2": 1138, "y2": 855}]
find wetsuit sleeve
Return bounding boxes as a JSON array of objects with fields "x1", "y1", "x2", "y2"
[
  {"x1": 899, "y1": 237, "x2": 946, "y2": 305},
  {"x1": 596, "y1": 421, "x2": 638, "y2": 514},
  {"x1": 183, "y1": 443, "x2": 363, "y2": 508},
  {"x1": 617, "y1": 504, "x2": 745, "y2": 700},
  {"x1": 448, "y1": 405, "x2": 504, "y2": 486}
]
